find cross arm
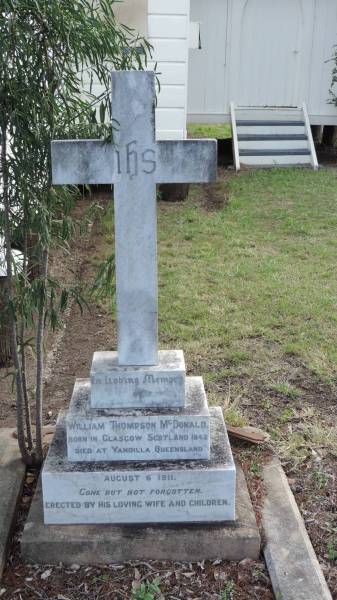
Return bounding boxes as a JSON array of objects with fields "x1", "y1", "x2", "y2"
[
  {"x1": 156, "y1": 140, "x2": 217, "y2": 184},
  {"x1": 51, "y1": 140, "x2": 115, "y2": 185}
]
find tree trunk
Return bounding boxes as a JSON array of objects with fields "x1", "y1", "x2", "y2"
[
  {"x1": 35, "y1": 247, "x2": 49, "y2": 463},
  {"x1": 1, "y1": 121, "x2": 32, "y2": 465},
  {"x1": 0, "y1": 277, "x2": 12, "y2": 367}
]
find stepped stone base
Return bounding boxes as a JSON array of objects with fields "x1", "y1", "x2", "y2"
[
  {"x1": 42, "y1": 409, "x2": 235, "y2": 525},
  {"x1": 22, "y1": 468, "x2": 260, "y2": 564},
  {"x1": 90, "y1": 349, "x2": 186, "y2": 409},
  {"x1": 67, "y1": 377, "x2": 210, "y2": 462}
]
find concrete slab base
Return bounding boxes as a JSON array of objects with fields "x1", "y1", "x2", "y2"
[
  {"x1": 262, "y1": 457, "x2": 332, "y2": 600},
  {"x1": 22, "y1": 468, "x2": 260, "y2": 564},
  {"x1": 0, "y1": 429, "x2": 25, "y2": 578}
]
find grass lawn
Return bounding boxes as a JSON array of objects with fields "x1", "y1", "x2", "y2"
[
  {"x1": 188, "y1": 122, "x2": 232, "y2": 139},
  {"x1": 157, "y1": 167, "x2": 337, "y2": 459},
  {"x1": 159, "y1": 168, "x2": 337, "y2": 379}
]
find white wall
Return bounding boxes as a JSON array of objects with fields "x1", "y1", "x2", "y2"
[
  {"x1": 82, "y1": 0, "x2": 190, "y2": 140},
  {"x1": 308, "y1": 0, "x2": 337, "y2": 124},
  {"x1": 188, "y1": 0, "x2": 337, "y2": 125},
  {"x1": 147, "y1": 0, "x2": 190, "y2": 139}
]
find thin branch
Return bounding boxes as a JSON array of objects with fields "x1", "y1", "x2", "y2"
[
  {"x1": 35, "y1": 246, "x2": 49, "y2": 462},
  {"x1": 20, "y1": 226, "x2": 33, "y2": 451}
]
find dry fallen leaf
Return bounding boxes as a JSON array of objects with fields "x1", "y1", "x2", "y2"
[
  {"x1": 213, "y1": 568, "x2": 227, "y2": 581},
  {"x1": 41, "y1": 569, "x2": 52, "y2": 580}
]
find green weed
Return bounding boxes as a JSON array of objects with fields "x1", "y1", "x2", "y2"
[
  {"x1": 220, "y1": 581, "x2": 235, "y2": 600},
  {"x1": 270, "y1": 382, "x2": 301, "y2": 400},
  {"x1": 131, "y1": 577, "x2": 163, "y2": 600},
  {"x1": 312, "y1": 468, "x2": 330, "y2": 490},
  {"x1": 278, "y1": 407, "x2": 295, "y2": 424},
  {"x1": 327, "y1": 542, "x2": 337, "y2": 562},
  {"x1": 92, "y1": 573, "x2": 111, "y2": 584},
  {"x1": 260, "y1": 398, "x2": 272, "y2": 411}
]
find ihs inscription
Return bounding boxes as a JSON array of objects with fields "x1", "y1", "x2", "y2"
[{"x1": 114, "y1": 141, "x2": 156, "y2": 179}]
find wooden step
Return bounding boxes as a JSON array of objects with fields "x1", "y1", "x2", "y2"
[
  {"x1": 236, "y1": 120, "x2": 305, "y2": 126},
  {"x1": 239, "y1": 140, "x2": 309, "y2": 151},
  {"x1": 234, "y1": 108, "x2": 302, "y2": 121},
  {"x1": 241, "y1": 155, "x2": 312, "y2": 166},
  {"x1": 237, "y1": 134, "x2": 308, "y2": 141},
  {"x1": 240, "y1": 149, "x2": 310, "y2": 157},
  {"x1": 237, "y1": 125, "x2": 306, "y2": 136}
]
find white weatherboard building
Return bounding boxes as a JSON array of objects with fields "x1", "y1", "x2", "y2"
[
  {"x1": 90, "y1": 0, "x2": 337, "y2": 168},
  {"x1": 87, "y1": 0, "x2": 192, "y2": 141}
]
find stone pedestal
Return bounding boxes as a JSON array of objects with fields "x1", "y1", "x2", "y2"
[
  {"x1": 90, "y1": 350, "x2": 186, "y2": 408},
  {"x1": 40, "y1": 349, "x2": 238, "y2": 526},
  {"x1": 21, "y1": 347, "x2": 261, "y2": 562},
  {"x1": 66, "y1": 377, "x2": 210, "y2": 462}
]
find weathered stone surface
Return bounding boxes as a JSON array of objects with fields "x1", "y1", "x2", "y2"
[
  {"x1": 112, "y1": 70, "x2": 158, "y2": 366},
  {"x1": 90, "y1": 349, "x2": 186, "y2": 409},
  {"x1": 42, "y1": 408, "x2": 236, "y2": 525},
  {"x1": 262, "y1": 457, "x2": 333, "y2": 600},
  {"x1": 52, "y1": 70, "x2": 217, "y2": 366},
  {"x1": 22, "y1": 467, "x2": 260, "y2": 564},
  {"x1": 0, "y1": 429, "x2": 25, "y2": 578},
  {"x1": 67, "y1": 377, "x2": 210, "y2": 462}
]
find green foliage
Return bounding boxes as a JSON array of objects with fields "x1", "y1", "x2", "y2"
[
  {"x1": 92, "y1": 573, "x2": 111, "y2": 584},
  {"x1": 327, "y1": 542, "x2": 337, "y2": 562},
  {"x1": 0, "y1": 0, "x2": 150, "y2": 464},
  {"x1": 312, "y1": 468, "x2": 330, "y2": 490},
  {"x1": 91, "y1": 253, "x2": 115, "y2": 303},
  {"x1": 278, "y1": 407, "x2": 295, "y2": 424},
  {"x1": 131, "y1": 578, "x2": 163, "y2": 600},
  {"x1": 270, "y1": 381, "x2": 301, "y2": 400},
  {"x1": 220, "y1": 581, "x2": 235, "y2": 600},
  {"x1": 330, "y1": 46, "x2": 337, "y2": 106}
]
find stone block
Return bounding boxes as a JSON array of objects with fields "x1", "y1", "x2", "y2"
[
  {"x1": 0, "y1": 429, "x2": 26, "y2": 578},
  {"x1": 262, "y1": 457, "x2": 333, "y2": 600},
  {"x1": 42, "y1": 408, "x2": 236, "y2": 525},
  {"x1": 66, "y1": 377, "x2": 210, "y2": 462},
  {"x1": 90, "y1": 349, "x2": 186, "y2": 409},
  {"x1": 22, "y1": 468, "x2": 260, "y2": 564}
]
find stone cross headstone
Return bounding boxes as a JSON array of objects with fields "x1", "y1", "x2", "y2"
[
  {"x1": 52, "y1": 71, "x2": 216, "y2": 366},
  {"x1": 40, "y1": 71, "x2": 237, "y2": 535}
]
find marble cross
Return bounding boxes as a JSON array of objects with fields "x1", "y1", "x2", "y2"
[{"x1": 51, "y1": 71, "x2": 217, "y2": 367}]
